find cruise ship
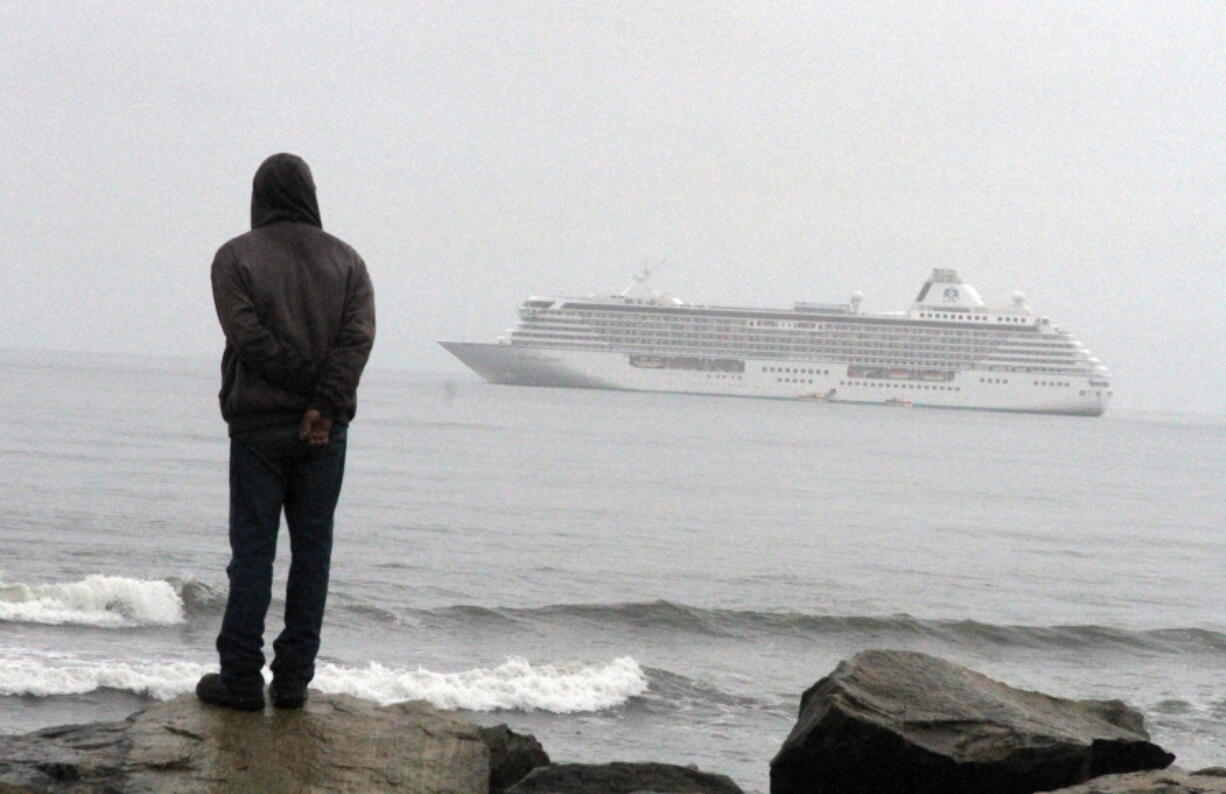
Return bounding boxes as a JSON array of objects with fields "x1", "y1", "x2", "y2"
[{"x1": 440, "y1": 269, "x2": 1113, "y2": 416}]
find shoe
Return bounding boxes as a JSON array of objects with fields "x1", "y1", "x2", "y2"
[
  {"x1": 269, "y1": 679, "x2": 308, "y2": 709},
  {"x1": 195, "y1": 673, "x2": 265, "y2": 711}
]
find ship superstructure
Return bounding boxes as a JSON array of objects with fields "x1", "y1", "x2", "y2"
[{"x1": 440, "y1": 269, "x2": 1113, "y2": 415}]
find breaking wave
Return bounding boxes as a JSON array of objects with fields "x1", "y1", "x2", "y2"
[
  {"x1": 0, "y1": 655, "x2": 649, "y2": 713},
  {"x1": 0, "y1": 575, "x2": 224, "y2": 628},
  {"x1": 314, "y1": 656, "x2": 648, "y2": 711},
  {"x1": 0, "y1": 658, "x2": 208, "y2": 699},
  {"x1": 0, "y1": 576, "x2": 187, "y2": 627}
]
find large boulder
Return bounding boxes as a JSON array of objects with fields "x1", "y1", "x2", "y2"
[
  {"x1": 506, "y1": 761, "x2": 744, "y2": 793},
  {"x1": 1042, "y1": 768, "x2": 1226, "y2": 792},
  {"x1": 479, "y1": 724, "x2": 550, "y2": 792},
  {"x1": 771, "y1": 650, "x2": 1174, "y2": 794},
  {"x1": 0, "y1": 693, "x2": 489, "y2": 793}
]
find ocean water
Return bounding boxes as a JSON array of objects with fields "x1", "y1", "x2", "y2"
[{"x1": 1, "y1": 349, "x2": 1223, "y2": 792}]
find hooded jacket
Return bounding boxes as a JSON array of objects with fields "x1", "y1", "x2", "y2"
[{"x1": 211, "y1": 153, "x2": 375, "y2": 434}]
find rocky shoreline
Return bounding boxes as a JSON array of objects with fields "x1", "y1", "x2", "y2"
[{"x1": 0, "y1": 650, "x2": 1217, "y2": 793}]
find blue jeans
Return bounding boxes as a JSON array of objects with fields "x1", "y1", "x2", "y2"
[{"x1": 216, "y1": 424, "x2": 346, "y2": 691}]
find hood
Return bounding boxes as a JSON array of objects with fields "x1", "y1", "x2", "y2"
[{"x1": 250, "y1": 153, "x2": 322, "y2": 229}]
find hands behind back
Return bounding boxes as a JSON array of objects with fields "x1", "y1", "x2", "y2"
[{"x1": 298, "y1": 409, "x2": 332, "y2": 446}]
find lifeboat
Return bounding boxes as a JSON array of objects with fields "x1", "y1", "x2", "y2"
[{"x1": 797, "y1": 388, "x2": 837, "y2": 403}]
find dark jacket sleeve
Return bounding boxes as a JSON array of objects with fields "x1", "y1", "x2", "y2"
[
  {"x1": 210, "y1": 244, "x2": 317, "y2": 395},
  {"x1": 310, "y1": 257, "x2": 376, "y2": 418}
]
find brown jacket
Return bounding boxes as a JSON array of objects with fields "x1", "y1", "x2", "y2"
[{"x1": 211, "y1": 154, "x2": 375, "y2": 434}]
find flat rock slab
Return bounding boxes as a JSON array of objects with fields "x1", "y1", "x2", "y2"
[
  {"x1": 771, "y1": 649, "x2": 1174, "y2": 794},
  {"x1": 0, "y1": 693, "x2": 489, "y2": 793},
  {"x1": 506, "y1": 761, "x2": 744, "y2": 793},
  {"x1": 1042, "y1": 769, "x2": 1226, "y2": 793}
]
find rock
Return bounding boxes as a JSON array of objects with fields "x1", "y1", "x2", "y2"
[
  {"x1": 0, "y1": 692, "x2": 489, "y2": 793},
  {"x1": 479, "y1": 724, "x2": 550, "y2": 792},
  {"x1": 506, "y1": 761, "x2": 744, "y2": 793},
  {"x1": 770, "y1": 650, "x2": 1174, "y2": 794},
  {"x1": 1040, "y1": 769, "x2": 1226, "y2": 792}
]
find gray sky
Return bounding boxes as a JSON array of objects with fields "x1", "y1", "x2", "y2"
[{"x1": 3, "y1": 1, "x2": 1223, "y2": 414}]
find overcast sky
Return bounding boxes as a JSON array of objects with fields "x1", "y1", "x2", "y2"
[{"x1": 3, "y1": 1, "x2": 1223, "y2": 414}]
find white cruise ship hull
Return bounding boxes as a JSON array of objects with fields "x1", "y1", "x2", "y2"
[{"x1": 439, "y1": 342, "x2": 1110, "y2": 416}]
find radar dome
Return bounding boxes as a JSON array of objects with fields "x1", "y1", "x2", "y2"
[
  {"x1": 850, "y1": 291, "x2": 864, "y2": 305},
  {"x1": 1012, "y1": 291, "x2": 1027, "y2": 306}
]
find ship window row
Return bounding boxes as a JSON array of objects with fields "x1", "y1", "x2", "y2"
[
  {"x1": 1008, "y1": 355, "x2": 1083, "y2": 363},
  {"x1": 578, "y1": 329, "x2": 1038, "y2": 353},
  {"x1": 514, "y1": 328, "x2": 598, "y2": 335},
  {"x1": 1003, "y1": 356, "x2": 1082, "y2": 363},
  {"x1": 559, "y1": 311, "x2": 1043, "y2": 338},
  {"x1": 616, "y1": 343, "x2": 973, "y2": 366},
  {"x1": 1079, "y1": 390, "x2": 1113, "y2": 397},
  {"x1": 583, "y1": 331, "x2": 1007, "y2": 350},
  {"x1": 983, "y1": 349, "x2": 1078, "y2": 358},
  {"x1": 840, "y1": 380, "x2": 960, "y2": 392},
  {"x1": 582, "y1": 329, "x2": 1054, "y2": 351},
  {"x1": 512, "y1": 334, "x2": 602, "y2": 343},
  {"x1": 764, "y1": 366, "x2": 830, "y2": 375},
  {"x1": 920, "y1": 312, "x2": 992, "y2": 322},
  {"x1": 904, "y1": 311, "x2": 1035, "y2": 325},
  {"x1": 975, "y1": 370, "x2": 1083, "y2": 379},
  {"x1": 512, "y1": 332, "x2": 602, "y2": 342},
  {"x1": 655, "y1": 349, "x2": 983, "y2": 366},
  {"x1": 998, "y1": 342, "x2": 1079, "y2": 351},
  {"x1": 568, "y1": 313, "x2": 1037, "y2": 335},
  {"x1": 508, "y1": 341, "x2": 606, "y2": 351},
  {"x1": 570, "y1": 328, "x2": 1049, "y2": 348},
  {"x1": 998, "y1": 339, "x2": 1076, "y2": 347},
  {"x1": 983, "y1": 356, "x2": 1081, "y2": 367},
  {"x1": 594, "y1": 335, "x2": 984, "y2": 354},
  {"x1": 594, "y1": 337, "x2": 1018, "y2": 354}
]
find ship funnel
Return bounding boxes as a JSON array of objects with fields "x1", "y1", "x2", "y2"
[
  {"x1": 620, "y1": 268, "x2": 684, "y2": 306},
  {"x1": 913, "y1": 269, "x2": 985, "y2": 308},
  {"x1": 622, "y1": 269, "x2": 658, "y2": 300}
]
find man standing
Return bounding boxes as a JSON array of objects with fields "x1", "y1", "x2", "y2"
[{"x1": 198, "y1": 153, "x2": 375, "y2": 711}]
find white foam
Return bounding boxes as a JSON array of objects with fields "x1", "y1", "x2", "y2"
[
  {"x1": 0, "y1": 575, "x2": 185, "y2": 627},
  {"x1": 0, "y1": 655, "x2": 649, "y2": 713},
  {"x1": 0, "y1": 658, "x2": 212, "y2": 699},
  {"x1": 312, "y1": 656, "x2": 649, "y2": 712}
]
